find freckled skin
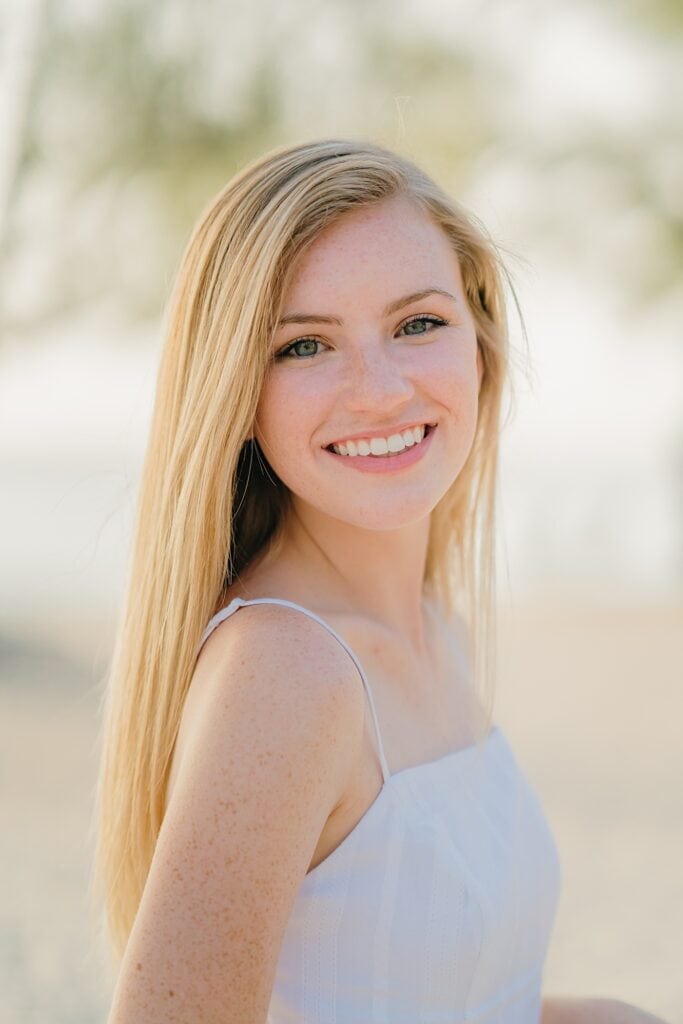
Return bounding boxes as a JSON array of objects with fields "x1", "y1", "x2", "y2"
[
  {"x1": 106, "y1": 605, "x2": 366, "y2": 1023},
  {"x1": 255, "y1": 194, "x2": 482, "y2": 541}
]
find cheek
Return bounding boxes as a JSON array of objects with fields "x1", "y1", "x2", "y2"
[
  {"x1": 254, "y1": 373, "x2": 327, "y2": 462},
  {"x1": 419, "y1": 341, "x2": 479, "y2": 417}
]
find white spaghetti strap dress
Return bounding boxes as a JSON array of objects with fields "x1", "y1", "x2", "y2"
[{"x1": 197, "y1": 596, "x2": 562, "y2": 1024}]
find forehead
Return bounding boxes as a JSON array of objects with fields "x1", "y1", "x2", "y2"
[{"x1": 283, "y1": 195, "x2": 463, "y2": 307}]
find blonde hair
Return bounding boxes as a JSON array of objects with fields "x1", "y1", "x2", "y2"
[{"x1": 90, "y1": 137, "x2": 514, "y2": 968}]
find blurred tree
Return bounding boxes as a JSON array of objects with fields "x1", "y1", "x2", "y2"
[
  {"x1": 625, "y1": 0, "x2": 683, "y2": 33},
  {"x1": 0, "y1": 0, "x2": 500, "y2": 338},
  {"x1": 0, "y1": 0, "x2": 680, "y2": 339},
  {"x1": 0, "y1": 0, "x2": 287, "y2": 332}
]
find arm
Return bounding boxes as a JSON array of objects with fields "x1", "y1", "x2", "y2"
[
  {"x1": 106, "y1": 603, "x2": 365, "y2": 1024},
  {"x1": 541, "y1": 996, "x2": 670, "y2": 1024}
]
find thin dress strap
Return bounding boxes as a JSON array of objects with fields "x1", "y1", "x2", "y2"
[{"x1": 197, "y1": 596, "x2": 392, "y2": 784}]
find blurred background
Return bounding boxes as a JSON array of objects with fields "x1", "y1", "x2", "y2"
[{"x1": 0, "y1": 0, "x2": 681, "y2": 1020}]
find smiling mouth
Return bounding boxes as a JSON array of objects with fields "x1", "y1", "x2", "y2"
[{"x1": 325, "y1": 423, "x2": 435, "y2": 458}]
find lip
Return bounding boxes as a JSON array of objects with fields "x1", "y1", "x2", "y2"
[
  {"x1": 323, "y1": 423, "x2": 436, "y2": 474},
  {"x1": 323, "y1": 420, "x2": 436, "y2": 448}
]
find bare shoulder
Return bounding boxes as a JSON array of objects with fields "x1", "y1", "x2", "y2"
[
  {"x1": 108, "y1": 603, "x2": 365, "y2": 1023},
  {"x1": 165, "y1": 601, "x2": 367, "y2": 804},
  {"x1": 191, "y1": 599, "x2": 368, "y2": 773}
]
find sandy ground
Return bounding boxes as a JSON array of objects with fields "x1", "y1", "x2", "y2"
[{"x1": 1, "y1": 599, "x2": 681, "y2": 1023}]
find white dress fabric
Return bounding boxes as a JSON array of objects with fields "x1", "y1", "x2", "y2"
[{"x1": 197, "y1": 596, "x2": 562, "y2": 1024}]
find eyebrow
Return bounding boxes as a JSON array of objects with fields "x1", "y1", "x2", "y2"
[{"x1": 276, "y1": 288, "x2": 459, "y2": 328}]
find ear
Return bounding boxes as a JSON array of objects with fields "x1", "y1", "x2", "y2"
[{"x1": 476, "y1": 344, "x2": 484, "y2": 391}]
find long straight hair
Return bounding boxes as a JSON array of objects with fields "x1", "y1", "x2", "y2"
[{"x1": 90, "y1": 138, "x2": 513, "y2": 967}]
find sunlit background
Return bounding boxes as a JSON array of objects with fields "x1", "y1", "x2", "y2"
[{"x1": 1, "y1": 1, "x2": 681, "y2": 1021}]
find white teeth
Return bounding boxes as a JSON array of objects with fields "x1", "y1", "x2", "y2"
[{"x1": 331, "y1": 424, "x2": 428, "y2": 457}]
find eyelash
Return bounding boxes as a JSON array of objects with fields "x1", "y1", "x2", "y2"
[{"x1": 273, "y1": 314, "x2": 449, "y2": 362}]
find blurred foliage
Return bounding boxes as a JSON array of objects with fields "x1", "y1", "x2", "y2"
[
  {"x1": 623, "y1": 0, "x2": 683, "y2": 33},
  {"x1": 0, "y1": 0, "x2": 496, "y2": 334},
  {"x1": 1, "y1": 1, "x2": 287, "y2": 329},
  {"x1": 517, "y1": 126, "x2": 682, "y2": 307},
  {"x1": 0, "y1": 0, "x2": 681, "y2": 339}
]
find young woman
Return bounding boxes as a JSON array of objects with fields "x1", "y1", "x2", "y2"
[{"x1": 94, "y1": 139, "x2": 668, "y2": 1023}]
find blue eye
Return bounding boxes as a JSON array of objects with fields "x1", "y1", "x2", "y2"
[
  {"x1": 274, "y1": 315, "x2": 447, "y2": 361},
  {"x1": 274, "y1": 337, "x2": 324, "y2": 361},
  {"x1": 399, "y1": 315, "x2": 447, "y2": 335}
]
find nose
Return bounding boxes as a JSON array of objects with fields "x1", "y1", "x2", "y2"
[{"x1": 342, "y1": 343, "x2": 415, "y2": 413}]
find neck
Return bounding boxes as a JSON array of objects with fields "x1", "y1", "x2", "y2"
[{"x1": 276, "y1": 501, "x2": 433, "y2": 657}]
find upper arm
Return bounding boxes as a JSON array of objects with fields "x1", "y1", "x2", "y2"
[{"x1": 107, "y1": 605, "x2": 366, "y2": 1024}]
